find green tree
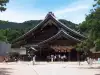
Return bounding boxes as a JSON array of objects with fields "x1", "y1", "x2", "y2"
[
  {"x1": 0, "y1": 29, "x2": 7, "y2": 42},
  {"x1": 0, "y1": 28, "x2": 25, "y2": 43},
  {"x1": 79, "y1": 0, "x2": 100, "y2": 51},
  {"x1": 0, "y1": 0, "x2": 9, "y2": 12},
  {"x1": 94, "y1": 39, "x2": 100, "y2": 51}
]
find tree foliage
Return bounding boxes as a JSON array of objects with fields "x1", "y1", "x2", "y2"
[
  {"x1": 0, "y1": 28, "x2": 24, "y2": 43},
  {"x1": 0, "y1": 0, "x2": 9, "y2": 12},
  {"x1": 78, "y1": 0, "x2": 100, "y2": 51}
]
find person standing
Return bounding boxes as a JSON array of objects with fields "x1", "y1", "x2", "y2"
[
  {"x1": 63, "y1": 55, "x2": 66, "y2": 61},
  {"x1": 33, "y1": 55, "x2": 36, "y2": 65},
  {"x1": 61, "y1": 56, "x2": 64, "y2": 61},
  {"x1": 54, "y1": 55, "x2": 57, "y2": 61},
  {"x1": 51, "y1": 55, "x2": 54, "y2": 62},
  {"x1": 58, "y1": 54, "x2": 61, "y2": 61},
  {"x1": 86, "y1": 57, "x2": 90, "y2": 64}
]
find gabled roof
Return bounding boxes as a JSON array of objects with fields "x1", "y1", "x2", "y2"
[
  {"x1": 37, "y1": 29, "x2": 81, "y2": 46},
  {"x1": 12, "y1": 12, "x2": 86, "y2": 44}
]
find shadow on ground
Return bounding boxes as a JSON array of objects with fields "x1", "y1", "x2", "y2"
[
  {"x1": 69, "y1": 65, "x2": 100, "y2": 69},
  {"x1": 79, "y1": 66, "x2": 100, "y2": 69},
  {"x1": 95, "y1": 74, "x2": 100, "y2": 75},
  {"x1": 0, "y1": 68, "x2": 12, "y2": 75}
]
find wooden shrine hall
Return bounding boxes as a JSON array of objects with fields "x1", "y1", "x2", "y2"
[{"x1": 12, "y1": 12, "x2": 86, "y2": 61}]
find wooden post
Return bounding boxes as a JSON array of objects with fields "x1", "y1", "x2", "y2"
[
  {"x1": 68, "y1": 52, "x2": 70, "y2": 61},
  {"x1": 77, "y1": 52, "x2": 79, "y2": 61},
  {"x1": 39, "y1": 47, "x2": 42, "y2": 61},
  {"x1": 77, "y1": 52, "x2": 80, "y2": 65},
  {"x1": 40, "y1": 47, "x2": 41, "y2": 56}
]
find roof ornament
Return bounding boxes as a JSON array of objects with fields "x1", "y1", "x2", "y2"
[
  {"x1": 45, "y1": 12, "x2": 56, "y2": 18},
  {"x1": 49, "y1": 12, "x2": 55, "y2": 17}
]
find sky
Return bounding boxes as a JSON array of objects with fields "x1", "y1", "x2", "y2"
[{"x1": 0, "y1": 0, "x2": 94, "y2": 24}]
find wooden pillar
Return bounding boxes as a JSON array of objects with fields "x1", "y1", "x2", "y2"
[
  {"x1": 40, "y1": 47, "x2": 41, "y2": 56},
  {"x1": 77, "y1": 51, "x2": 81, "y2": 65},
  {"x1": 77, "y1": 52, "x2": 79, "y2": 61},
  {"x1": 68, "y1": 51, "x2": 70, "y2": 61}
]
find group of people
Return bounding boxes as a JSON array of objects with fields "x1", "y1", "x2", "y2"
[
  {"x1": 47, "y1": 54, "x2": 67, "y2": 62},
  {"x1": 86, "y1": 57, "x2": 94, "y2": 65}
]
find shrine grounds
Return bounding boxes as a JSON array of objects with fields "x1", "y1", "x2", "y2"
[{"x1": 0, "y1": 61, "x2": 100, "y2": 75}]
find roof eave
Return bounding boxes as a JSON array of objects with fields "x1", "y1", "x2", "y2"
[{"x1": 38, "y1": 29, "x2": 81, "y2": 46}]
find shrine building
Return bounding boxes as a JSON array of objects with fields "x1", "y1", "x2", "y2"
[{"x1": 12, "y1": 12, "x2": 86, "y2": 61}]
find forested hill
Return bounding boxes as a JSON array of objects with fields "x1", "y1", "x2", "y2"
[
  {"x1": 0, "y1": 19, "x2": 78, "y2": 30},
  {"x1": 0, "y1": 20, "x2": 41, "y2": 29}
]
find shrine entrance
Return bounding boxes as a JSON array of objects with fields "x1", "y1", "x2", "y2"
[
  {"x1": 51, "y1": 46, "x2": 78, "y2": 61},
  {"x1": 35, "y1": 46, "x2": 79, "y2": 61}
]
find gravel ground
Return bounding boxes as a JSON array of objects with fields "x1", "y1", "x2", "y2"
[{"x1": 0, "y1": 61, "x2": 100, "y2": 75}]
